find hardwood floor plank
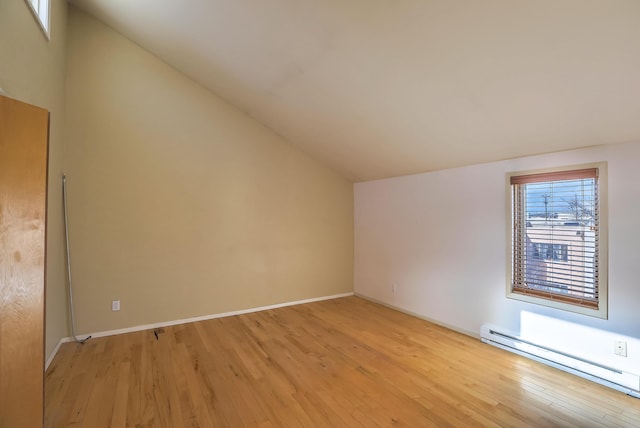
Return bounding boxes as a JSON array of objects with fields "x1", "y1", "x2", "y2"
[
  {"x1": 110, "y1": 360, "x2": 130, "y2": 428},
  {"x1": 45, "y1": 297, "x2": 640, "y2": 427}
]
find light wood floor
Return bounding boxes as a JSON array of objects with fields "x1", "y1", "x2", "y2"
[{"x1": 45, "y1": 296, "x2": 640, "y2": 427}]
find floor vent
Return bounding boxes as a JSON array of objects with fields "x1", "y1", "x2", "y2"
[{"x1": 480, "y1": 324, "x2": 640, "y2": 398}]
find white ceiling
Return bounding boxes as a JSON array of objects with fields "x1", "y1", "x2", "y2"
[{"x1": 70, "y1": 0, "x2": 640, "y2": 181}]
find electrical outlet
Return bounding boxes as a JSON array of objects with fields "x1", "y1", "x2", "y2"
[
  {"x1": 392, "y1": 283, "x2": 397, "y2": 293},
  {"x1": 614, "y1": 340, "x2": 627, "y2": 357},
  {"x1": 112, "y1": 300, "x2": 120, "y2": 312}
]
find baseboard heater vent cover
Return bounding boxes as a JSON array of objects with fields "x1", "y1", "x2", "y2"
[{"x1": 480, "y1": 324, "x2": 640, "y2": 399}]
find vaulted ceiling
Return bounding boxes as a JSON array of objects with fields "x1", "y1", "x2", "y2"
[{"x1": 69, "y1": 0, "x2": 640, "y2": 181}]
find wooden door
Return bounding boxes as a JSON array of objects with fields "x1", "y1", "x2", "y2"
[{"x1": 0, "y1": 95, "x2": 49, "y2": 427}]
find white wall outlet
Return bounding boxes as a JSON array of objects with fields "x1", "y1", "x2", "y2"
[
  {"x1": 392, "y1": 283, "x2": 397, "y2": 293},
  {"x1": 614, "y1": 340, "x2": 627, "y2": 357},
  {"x1": 112, "y1": 300, "x2": 120, "y2": 312}
]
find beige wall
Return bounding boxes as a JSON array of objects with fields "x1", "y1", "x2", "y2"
[
  {"x1": 0, "y1": 1, "x2": 69, "y2": 360},
  {"x1": 64, "y1": 8, "x2": 353, "y2": 334}
]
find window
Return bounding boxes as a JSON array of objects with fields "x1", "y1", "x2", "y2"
[
  {"x1": 25, "y1": 0, "x2": 50, "y2": 39},
  {"x1": 507, "y1": 163, "x2": 607, "y2": 318},
  {"x1": 531, "y1": 243, "x2": 568, "y2": 262}
]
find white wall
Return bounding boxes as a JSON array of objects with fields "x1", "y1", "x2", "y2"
[{"x1": 355, "y1": 141, "x2": 640, "y2": 375}]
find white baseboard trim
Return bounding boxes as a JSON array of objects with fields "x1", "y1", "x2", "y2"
[
  {"x1": 45, "y1": 292, "x2": 354, "y2": 370},
  {"x1": 45, "y1": 336, "x2": 74, "y2": 371},
  {"x1": 354, "y1": 292, "x2": 478, "y2": 339}
]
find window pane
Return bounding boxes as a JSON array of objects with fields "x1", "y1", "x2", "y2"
[
  {"x1": 25, "y1": 0, "x2": 49, "y2": 36},
  {"x1": 512, "y1": 172, "x2": 599, "y2": 306}
]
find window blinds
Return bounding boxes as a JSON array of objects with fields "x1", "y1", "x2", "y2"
[{"x1": 511, "y1": 168, "x2": 599, "y2": 309}]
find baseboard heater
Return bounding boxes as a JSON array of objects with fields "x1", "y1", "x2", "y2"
[{"x1": 480, "y1": 324, "x2": 640, "y2": 398}]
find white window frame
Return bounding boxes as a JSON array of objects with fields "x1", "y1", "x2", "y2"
[
  {"x1": 506, "y1": 162, "x2": 608, "y2": 319},
  {"x1": 25, "y1": 0, "x2": 50, "y2": 40}
]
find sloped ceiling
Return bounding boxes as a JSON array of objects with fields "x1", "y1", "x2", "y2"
[{"x1": 69, "y1": 0, "x2": 640, "y2": 181}]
